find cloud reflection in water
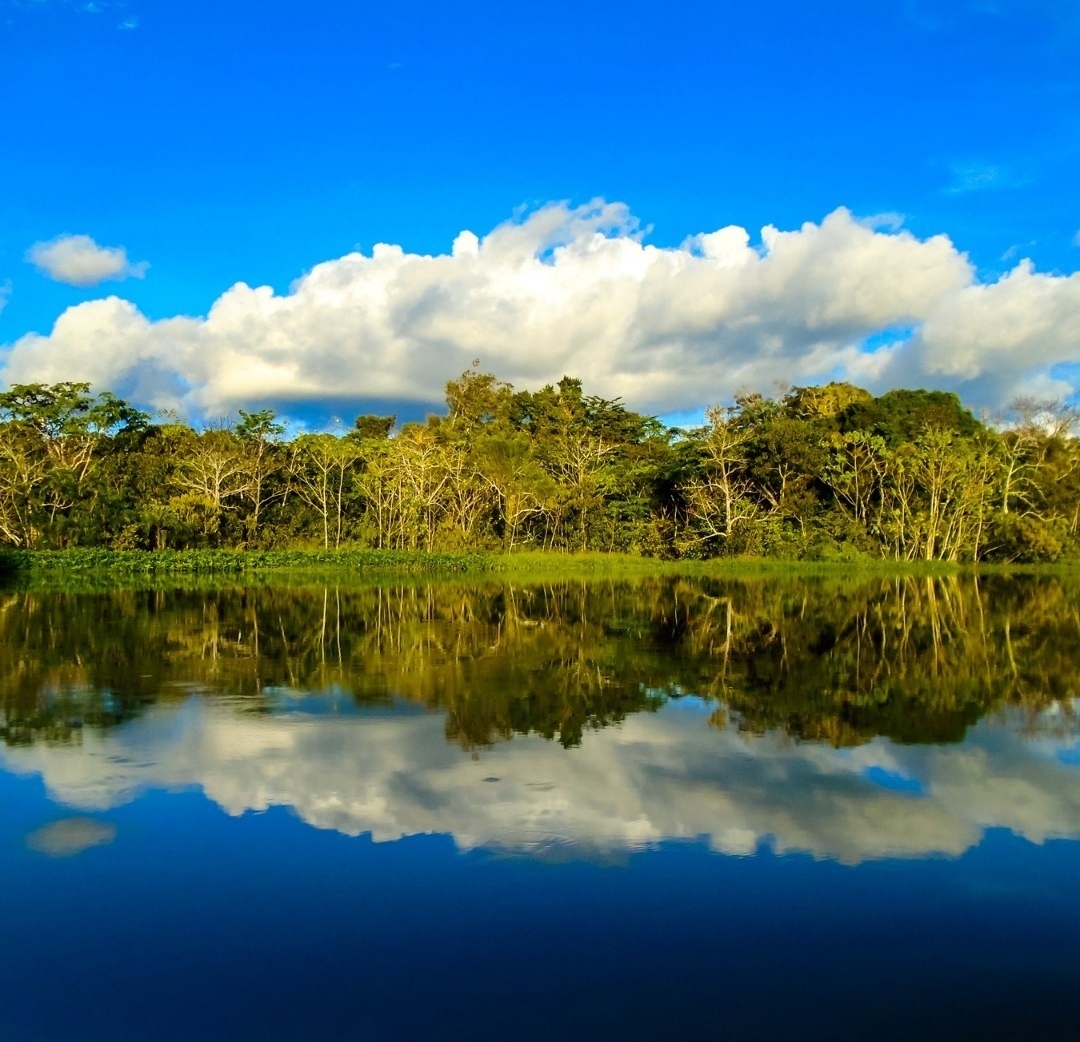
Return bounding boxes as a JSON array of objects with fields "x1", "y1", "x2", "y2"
[
  {"x1": 25, "y1": 817, "x2": 117, "y2": 857},
  {"x1": 3, "y1": 696, "x2": 1079, "y2": 865}
]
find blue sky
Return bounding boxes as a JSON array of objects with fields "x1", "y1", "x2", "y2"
[{"x1": 2, "y1": 0, "x2": 1079, "y2": 423}]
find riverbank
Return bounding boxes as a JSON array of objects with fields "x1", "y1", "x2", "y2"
[{"x1": 0, "y1": 546, "x2": 1049, "y2": 592}]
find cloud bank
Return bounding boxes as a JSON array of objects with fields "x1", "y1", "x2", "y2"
[
  {"x1": 26, "y1": 233, "x2": 148, "y2": 288},
  {"x1": 3, "y1": 696, "x2": 1078, "y2": 865},
  {"x1": 6, "y1": 202, "x2": 1080, "y2": 417}
]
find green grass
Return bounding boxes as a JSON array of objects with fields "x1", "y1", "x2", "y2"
[
  {"x1": 0, "y1": 548, "x2": 499, "y2": 578},
  {"x1": 491, "y1": 550, "x2": 973, "y2": 578},
  {"x1": 0, "y1": 547, "x2": 1003, "y2": 593}
]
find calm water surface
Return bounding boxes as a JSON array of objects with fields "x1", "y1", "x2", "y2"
[{"x1": 1, "y1": 574, "x2": 1078, "y2": 1041}]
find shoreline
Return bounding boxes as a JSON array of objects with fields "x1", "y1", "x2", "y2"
[{"x1": 1, "y1": 547, "x2": 1076, "y2": 592}]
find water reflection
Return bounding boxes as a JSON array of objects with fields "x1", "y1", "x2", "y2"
[
  {"x1": 25, "y1": 816, "x2": 116, "y2": 857},
  {"x1": 1, "y1": 575, "x2": 1077, "y2": 747},
  {"x1": 1, "y1": 574, "x2": 1078, "y2": 864},
  {"x1": 2, "y1": 694, "x2": 1078, "y2": 864}
]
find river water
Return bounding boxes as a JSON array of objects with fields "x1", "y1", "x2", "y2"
[{"x1": 1, "y1": 574, "x2": 1078, "y2": 1040}]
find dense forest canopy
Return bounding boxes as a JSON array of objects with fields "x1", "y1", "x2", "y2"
[{"x1": 0, "y1": 367, "x2": 1077, "y2": 562}]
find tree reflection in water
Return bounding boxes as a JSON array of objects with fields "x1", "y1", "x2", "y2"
[{"x1": 0, "y1": 573, "x2": 1077, "y2": 750}]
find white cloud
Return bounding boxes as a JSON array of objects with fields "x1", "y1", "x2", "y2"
[
  {"x1": 0, "y1": 281, "x2": 9, "y2": 315},
  {"x1": 888, "y1": 258, "x2": 1080, "y2": 404},
  {"x1": 4, "y1": 201, "x2": 1080, "y2": 417},
  {"x1": 3, "y1": 697, "x2": 1078, "y2": 865},
  {"x1": 26, "y1": 233, "x2": 148, "y2": 288},
  {"x1": 856, "y1": 211, "x2": 906, "y2": 232}
]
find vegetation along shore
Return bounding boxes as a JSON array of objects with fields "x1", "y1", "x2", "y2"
[{"x1": 0, "y1": 366, "x2": 1077, "y2": 564}]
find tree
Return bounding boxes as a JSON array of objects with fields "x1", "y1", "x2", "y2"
[
  {"x1": 474, "y1": 430, "x2": 555, "y2": 551},
  {"x1": 237, "y1": 409, "x2": 286, "y2": 544},
  {"x1": 0, "y1": 382, "x2": 148, "y2": 546},
  {"x1": 743, "y1": 409, "x2": 825, "y2": 541},
  {"x1": 353, "y1": 414, "x2": 395, "y2": 441},
  {"x1": 0, "y1": 373, "x2": 1074, "y2": 563},
  {"x1": 680, "y1": 405, "x2": 759, "y2": 552},
  {"x1": 290, "y1": 434, "x2": 363, "y2": 549},
  {"x1": 445, "y1": 362, "x2": 512, "y2": 431},
  {"x1": 0, "y1": 420, "x2": 48, "y2": 546},
  {"x1": 990, "y1": 398, "x2": 1080, "y2": 560},
  {"x1": 172, "y1": 427, "x2": 251, "y2": 541},
  {"x1": 841, "y1": 388, "x2": 982, "y2": 446},
  {"x1": 783, "y1": 382, "x2": 872, "y2": 423},
  {"x1": 823, "y1": 429, "x2": 888, "y2": 528}
]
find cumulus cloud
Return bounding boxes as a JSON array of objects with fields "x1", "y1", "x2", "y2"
[
  {"x1": 26, "y1": 233, "x2": 148, "y2": 288},
  {"x1": 4, "y1": 201, "x2": 1080, "y2": 417},
  {"x1": 2, "y1": 697, "x2": 1079, "y2": 865}
]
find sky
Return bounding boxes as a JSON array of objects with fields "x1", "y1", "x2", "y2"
[{"x1": 1, "y1": 0, "x2": 1079, "y2": 426}]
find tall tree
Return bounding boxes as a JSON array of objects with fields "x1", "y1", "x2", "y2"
[
  {"x1": 236, "y1": 409, "x2": 287, "y2": 545},
  {"x1": 290, "y1": 434, "x2": 363, "y2": 549}
]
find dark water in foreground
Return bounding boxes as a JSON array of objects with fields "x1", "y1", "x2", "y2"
[{"x1": 1, "y1": 574, "x2": 1078, "y2": 1041}]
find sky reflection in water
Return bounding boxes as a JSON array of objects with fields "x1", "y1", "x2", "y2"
[
  {"x1": 4, "y1": 695, "x2": 1080, "y2": 865},
  {"x1": 1, "y1": 575, "x2": 1079, "y2": 1040}
]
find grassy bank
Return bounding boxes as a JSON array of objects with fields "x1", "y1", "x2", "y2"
[
  {"x1": 0, "y1": 546, "x2": 991, "y2": 587},
  {"x1": 0, "y1": 548, "x2": 500, "y2": 578}
]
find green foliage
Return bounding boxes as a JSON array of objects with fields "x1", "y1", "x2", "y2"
[
  {"x1": 0, "y1": 371, "x2": 1078, "y2": 562},
  {"x1": 353, "y1": 414, "x2": 395, "y2": 440},
  {"x1": 0, "y1": 547, "x2": 504, "y2": 580},
  {"x1": 840, "y1": 388, "x2": 982, "y2": 445}
]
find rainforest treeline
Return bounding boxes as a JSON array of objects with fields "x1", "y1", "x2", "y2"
[{"x1": 0, "y1": 367, "x2": 1077, "y2": 562}]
